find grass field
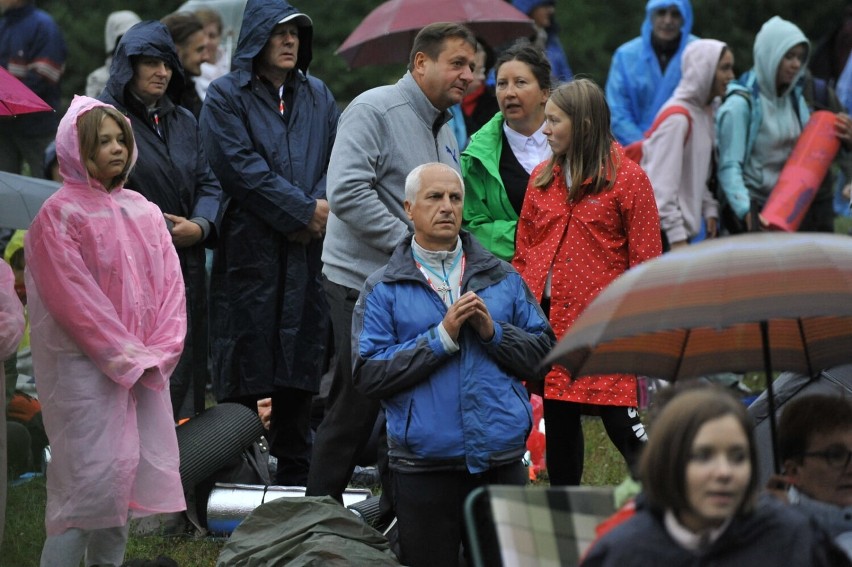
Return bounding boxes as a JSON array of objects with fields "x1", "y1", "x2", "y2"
[{"x1": 0, "y1": 417, "x2": 627, "y2": 567}]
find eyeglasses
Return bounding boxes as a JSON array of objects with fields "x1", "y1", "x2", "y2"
[{"x1": 802, "y1": 447, "x2": 852, "y2": 469}]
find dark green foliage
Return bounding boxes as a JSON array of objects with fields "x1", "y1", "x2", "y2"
[{"x1": 33, "y1": 0, "x2": 848, "y2": 120}]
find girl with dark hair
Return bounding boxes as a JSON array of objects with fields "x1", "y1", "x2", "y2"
[
  {"x1": 513, "y1": 79, "x2": 662, "y2": 486},
  {"x1": 583, "y1": 387, "x2": 850, "y2": 566}
]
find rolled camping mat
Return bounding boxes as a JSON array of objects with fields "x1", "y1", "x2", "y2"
[
  {"x1": 348, "y1": 495, "x2": 383, "y2": 529},
  {"x1": 177, "y1": 402, "x2": 265, "y2": 490}
]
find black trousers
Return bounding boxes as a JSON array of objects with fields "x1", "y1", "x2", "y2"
[
  {"x1": 543, "y1": 398, "x2": 645, "y2": 485},
  {"x1": 306, "y1": 279, "x2": 393, "y2": 523},
  {"x1": 393, "y1": 461, "x2": 528, "y2": 567}
]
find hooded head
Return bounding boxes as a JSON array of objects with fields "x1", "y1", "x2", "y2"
[
  {"x1": 234, "y1": 0, "x2": 312, "y2": 74},
  {"x1": 672, "y1": 39, "x2": 728, "y2": 105},
  {"x1": 642, "y1": 0, "x2": 693, "y2": 52},
  {"x1": 56, "y1": 96, "x2": 138, "y2": 191},
  {"x1": 753, "y1": 16, "x2": 810, "y2": 98},
  {"x1": 104, "y1": 10, "x2": 141, "y2": 56},
  {"x1": 107, "y1": 21, "x2": 185, "y2": 104}
]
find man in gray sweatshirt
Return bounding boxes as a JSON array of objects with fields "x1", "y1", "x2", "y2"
[{"x1": 309, "y1": 22, "x2": 476, "y2": 525}]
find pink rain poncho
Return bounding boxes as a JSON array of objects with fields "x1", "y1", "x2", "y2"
[{"x1": 25, "y1": 96, "x2": 187, "y2": 536}]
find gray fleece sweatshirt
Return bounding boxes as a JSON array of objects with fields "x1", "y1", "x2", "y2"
[{"x1": 322, "y1": 72, "x2": 462, "y2": 290}]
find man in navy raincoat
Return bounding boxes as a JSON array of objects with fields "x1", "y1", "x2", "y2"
[
  {"x1": 199, "y1": 0, "x2": 339, "y2": 485},
  {"x1": 100, "y1": 21, "x2": 222, "y2": 420}
]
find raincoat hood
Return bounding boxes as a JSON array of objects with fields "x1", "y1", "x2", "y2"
[
  {"x1": 234, "y1": 0, "x2": 313, "y2": 74},
  {"x1": 56, "y1": 95, "x2": 138, "y2": 192},
  {"x1": 512, "y1": 0, "x2": 555, "y2": 16},
  {"x1": 672, "y1": 39, "x2": 727, "y2": 106},
  {"x1": 753, "y1": 16, "x2": 810, "y2": 99},
  {"x1": 107, "y1": 20, "x2": 185, "y2": 103},
  {"x1": 642, "y1": 0, "x2": 693, "y2": 53},
  {"x1": 104, "y1": 10, "x2": 141, "y2": 55}
]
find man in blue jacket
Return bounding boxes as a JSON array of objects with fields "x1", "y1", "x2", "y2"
[
  {"x1": 353, "y1": 162, "x2": 555, "y2": 567},
  {"x1": 605, "y1": 0, "x2": 696, "y2": 146},
  {"x1": 199, "y1": 0, "x2": 339, "y2": 486}
]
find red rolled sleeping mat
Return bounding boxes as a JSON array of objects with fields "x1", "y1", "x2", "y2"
[{"x1": 761, "y1": 110, "x2": 840, "y2": 231}]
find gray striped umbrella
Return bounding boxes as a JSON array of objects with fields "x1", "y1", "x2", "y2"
[{"x1": 544, "y1": 232, "x2": 852, "y2": 471}]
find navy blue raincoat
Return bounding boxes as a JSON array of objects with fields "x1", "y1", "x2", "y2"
[
  {"x1": 100, "y1": 20, "x2": 223, "y2": 416},
  {"x1": 199, "y1": 0, "x2": 339, "y2": 398}
]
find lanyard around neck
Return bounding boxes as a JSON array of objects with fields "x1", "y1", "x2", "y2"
[{"x1": 412, "y1": 250, "x2": 465, "y2": 305}]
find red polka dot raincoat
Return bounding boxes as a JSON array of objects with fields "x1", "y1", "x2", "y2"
[{"x1": 513, "y1": 145, "x2": 662, "y2": 405}]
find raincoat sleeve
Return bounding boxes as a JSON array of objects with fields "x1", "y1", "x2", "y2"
[
  {"x1": 481, "y1": 273, "x2": 555, "y2": 381},
  {"x1": 137, "y1": 221, "x2": 188, "y2": 391},
  {"x1": 25, "y1": 211, "x2": 164, "y2": 389},
  {"x1": 619, "y1": 166, "x2": 663, "y2": 267},
  {"x1": 353, "y1": 281, "x2": 455, "y2": 400},
  {"x1": 606, "y1": 49, "x2": 645, "y2": 146},
  {"x1": 461, "y1": 155, "x2": 518, "y2": 262},
  {"x1": 307, "y1": 86, "x2": 340, "y2": 200},
  {"x1": 643, "y1": 114, "x2": 689, "y2": 244},
  {"x1": 200, "y1": 82, "x2": 316, "y2": 235},
  {"x1": 16, "y1": 15, "x2": 65, "y2": 94},
  {"x1": 716, "y1": 90, "x2": 753, "y2": 219},
  {"x1": 0, "y1": 261, "x2": 25, "y2": 362},
  {"x1": 190, "y1": 120, "x2": 224, "y2": 244},
  {"x1": 326, "y1": 102, "x2": 411, "y2": 255}
]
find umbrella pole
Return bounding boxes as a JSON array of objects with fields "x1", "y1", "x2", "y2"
[{"x1": 760, "y1": 321, "x2": 780, "y2": 474}]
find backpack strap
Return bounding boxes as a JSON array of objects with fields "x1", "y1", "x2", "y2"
[{"x1": 643, "y1": 105, "x2": 692, "y2": 144}]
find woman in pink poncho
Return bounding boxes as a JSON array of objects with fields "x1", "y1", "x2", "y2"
[{"x1": 25, "y1": 96, "x2": 186, "y2": 566}]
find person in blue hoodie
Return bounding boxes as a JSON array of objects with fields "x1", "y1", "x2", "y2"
[
  {"x1": 99, "y1": 21, "x2": 222, "y2": 421},
  {"x1": 512, "y1": 0, "x2": 572, "y2": 84},
  {"x1": 716, "y1": 16, "x2": 852, "y2": 233},
  {"x1": 200, "y1": 0, "x2": 339, "y2": 486},
  {"x1": 605, "y1": 0, "x2": 696, "y2": 146}
]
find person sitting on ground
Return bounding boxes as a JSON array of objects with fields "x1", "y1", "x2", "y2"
[
  {"x1": 583, "y1": 385, "x2": 851, "y2": 566},
  {"x1": 772, "y1": 394, "x2": 852, "y2": 560}
]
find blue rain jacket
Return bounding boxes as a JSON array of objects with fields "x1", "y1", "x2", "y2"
[{"x1": 605, "y1": 0, "x2": 696, "y2": 145}]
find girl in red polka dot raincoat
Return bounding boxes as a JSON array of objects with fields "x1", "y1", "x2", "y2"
[{"x1": 513, "y1": 79, "x2": 662, "y2": 486}]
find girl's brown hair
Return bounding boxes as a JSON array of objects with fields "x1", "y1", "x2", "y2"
[
  {"x1": 533, "y1": 78, "x2": 619, "y2": 201},
  {"x1": 77, "y1": 106, "x2": 134, "y2": 191},
  {"x1": 640, "y1": 385, "x2": 759, "y2": 519}
]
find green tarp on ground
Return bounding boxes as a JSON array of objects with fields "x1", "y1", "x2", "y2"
[{"x1": 216, "y1": 496, "x2": 402, "y2": 566}]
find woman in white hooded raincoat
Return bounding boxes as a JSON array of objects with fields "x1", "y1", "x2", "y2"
[{"x1": 25, "y1": 95, "x2": 186, "y2": 566}]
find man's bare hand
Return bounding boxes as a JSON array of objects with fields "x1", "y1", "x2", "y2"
[
  {"x1": 307, "y1": 199, "x2": 329, "y2": 239},
  {"x1": 286, "y1": 229, "x2": 312, "y2": 245},
  {"x1": 164, "y1": 214, "x2": 203, "y2": 248},
  {"x1": 257, "y1": 398, "x2": 272, "y2": 430},
  {"x1": 442, "y1": 291, "x2": 494, "y2": 341}
]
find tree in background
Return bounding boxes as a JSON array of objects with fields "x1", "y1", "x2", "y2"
[{"x1": 32, "y1": 0, "x2": 851, "y2": 115}]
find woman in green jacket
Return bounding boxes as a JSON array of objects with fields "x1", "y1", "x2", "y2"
[{"x1": 461, "y1": 40, "x2": 552, "y2": 261}]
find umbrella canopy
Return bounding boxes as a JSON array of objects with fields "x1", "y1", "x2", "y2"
[
  {"x1": 0, "y1": 66, "x2": 53, "y2": 116},
  {"x1": 0, "y1": 171, "x2": 60, "y2": 230},
  {"x1": 336, "y1": 0, "x2": 535, "y2": 69},
  {"x1": 545, "y1": 233, "x2": 852, "y2": 381},
  {"x1": 544, "y1": 232, "x2": 852, "y2": 473}
]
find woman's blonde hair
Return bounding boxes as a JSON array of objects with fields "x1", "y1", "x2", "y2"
[
  {"x1": 533, "y1": 78, "x2": 619, "y2": 201},
  {"x1": 77, "y1": 106, "x2": 134, "y2": 190}
]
